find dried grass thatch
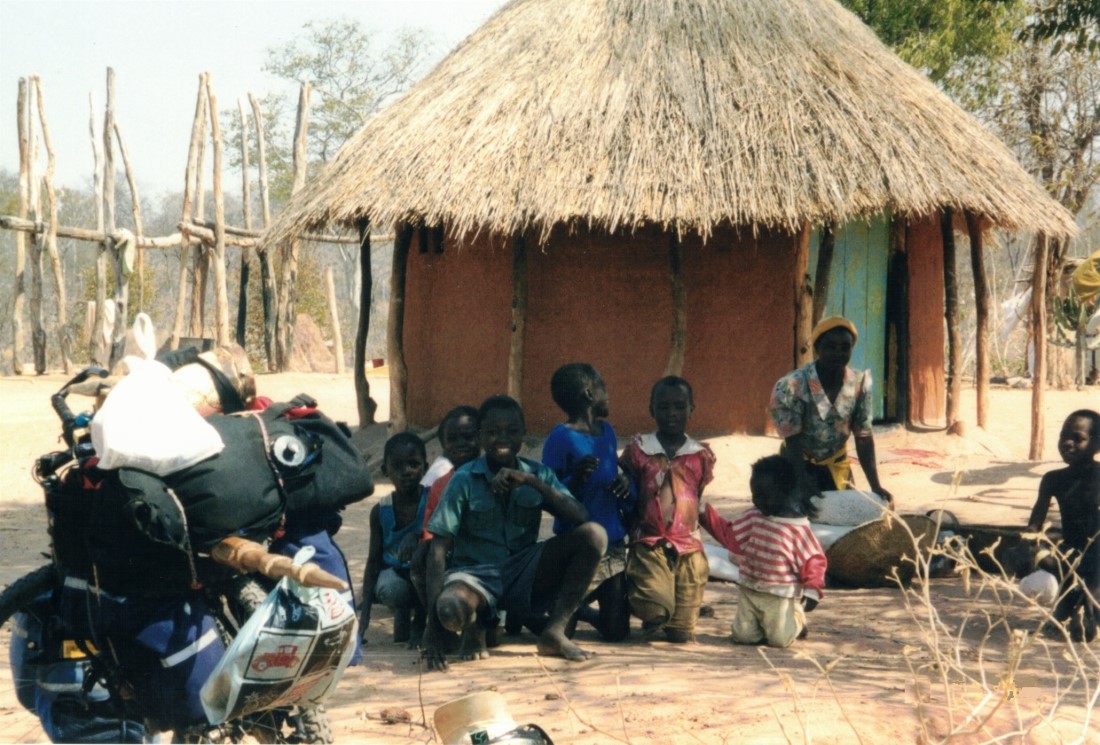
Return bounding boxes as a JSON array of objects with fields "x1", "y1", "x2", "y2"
[{"x1": 269, "y1": 0, "x2": 1077, "y2": 244}]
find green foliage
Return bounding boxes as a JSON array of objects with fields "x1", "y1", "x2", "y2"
[
  {"x1": 839, "y1": 0, "x2": 1025, "y2": 104},
  {"x1": 1028, "y1": 0, "x2": 1100, "y2": 53}
]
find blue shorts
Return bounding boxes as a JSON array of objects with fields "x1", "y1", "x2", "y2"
[{"x1": 444, "y1": 542, "x2": 547, "y2": 626}]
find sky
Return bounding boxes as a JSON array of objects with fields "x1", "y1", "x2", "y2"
[{"x1": 0, "y1": 0, "x2": 509, "y2": 199}]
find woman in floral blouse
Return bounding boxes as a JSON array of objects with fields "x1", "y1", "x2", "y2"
[{"x1": 768, "y1": 316, "x2": 893, "y2": 508}]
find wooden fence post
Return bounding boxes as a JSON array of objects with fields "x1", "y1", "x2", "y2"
[
  {"x1": 249, "y1": 93, "x2": 277, "y2": 369},
  {"x1": 276, "y1": 81, "x2": 310, "y2": 370},
  {"x1": 12, "y1": 78, "x2": 28, "y2": 374},
  {"x1": 324, "y1": 266, "x2": 345, "y2": 374},
  {"x1": 206, "y1": 77, "x2": 230, "y2": 347},
  {"x1": 27, "y1": 78, "x2": 46, "y2": 373},
  {"x1": 173, "y1": 73, "x2": 207, "y2": 350},
  {"x1": 235, "y1": 98, "x2": 252, "y2": 347},
  {"x1": 812, "y1": 222, "x2": 836, "y2": 325},
  {"x1": 89, "y1": 94, "x2": 106, "y2": 363},
  {"x1": 33, "y1": 76, "x2": 70, "y2": 373}
]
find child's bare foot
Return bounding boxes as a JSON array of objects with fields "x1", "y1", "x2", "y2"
[
  {"x1": 459, "y1": 627, "x2": 490, "y2": 660},
  {"x1": 537, "y1": 628, "x2": 594, "y2": 661}
]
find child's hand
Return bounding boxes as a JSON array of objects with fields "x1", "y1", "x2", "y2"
[
  {"x1": 396, "y1": 533, "x2": 420, "y2": 564},
  {"x1": 610, "y1": 473, "x2": 631, "y2": 501},
  {"x1": 491, "y1": 468, "x2": 531, "y2": 495},
  {"x1": 571, "y1": 456, "x2": 599, "y2": 487}
]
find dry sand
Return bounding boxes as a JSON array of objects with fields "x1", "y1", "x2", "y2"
[{"x1": 0, "y1": 372, "x2": 1096, "y2": 744}]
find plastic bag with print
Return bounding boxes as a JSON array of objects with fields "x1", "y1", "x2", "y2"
[{"x1": 200, "y1": 546, "x2": 357, "y2": 724}]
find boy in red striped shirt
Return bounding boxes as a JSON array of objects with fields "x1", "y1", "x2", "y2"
[{"x1": 702, "y1": 455, "x2": 826, "y2": 647}]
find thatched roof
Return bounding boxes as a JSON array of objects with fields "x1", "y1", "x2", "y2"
[{"x1": 269, "y1": 0, "x2": 1078, "y2": 243}]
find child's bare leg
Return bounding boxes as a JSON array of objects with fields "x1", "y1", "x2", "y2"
[
  {"x1": 595, "y1": 573, "x2": 630, "y2": 642},
  {"x1": 532, "y1": 523, "x2": 607, "y2": 661}
]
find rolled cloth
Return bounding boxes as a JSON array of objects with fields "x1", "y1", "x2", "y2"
[{"x1": 811, "y1": 316, "x2": 859, "y2": 347}]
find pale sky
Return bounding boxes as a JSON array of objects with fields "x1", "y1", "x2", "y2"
[{"x1": 0, "y1": 0, "x2": 509, "y2": 198}]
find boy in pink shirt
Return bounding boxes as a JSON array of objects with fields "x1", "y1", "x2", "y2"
[{"x1": 703, "y1": 455, "x2": 826, "y2": 648}]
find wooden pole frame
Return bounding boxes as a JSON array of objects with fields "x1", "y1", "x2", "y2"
[
  {"x1": 508, "y1": 230, "x2": 529, "y2": 403},
  {"x1": 1029, "y1": 235, "x2": 1049, "y2": 460},
  {"x1": 793, "y1": 222, "x2": 814, "y2": 366},
  {"x1": 665, "y1": 231, "x2": 686, "y2": 376},
  {"x1": 965, "y1": 212, "x2": 991, "y2": 430},
  {"x1": 27, "y1": 77, "x2": 46, "y2": 373},
  {"x1": 172, "y1": 73, "x2": 208, "y2": 350},
  {"x1": 206, "y1": 76, "x2": 231, "y2": 347},
  {"x1": 236, "y1": 98, "x2": 252, "y2": 347},
  {"x1": 33, "y1": 76, "x2": 70, "y2": 373},
  {"x1": 941, "y1": 208, "x2": 961, "y2": 428},
  {"x1": 275, "y1": 81, "x2": 311, "y2": 371},
  {"x1": 884, "y1": 216, "x2": 909, "y2": 424},
  {"x1": 354, "y1": 218, "x2": 377, "y2": 427},
  {"x1": 812, "y1": 221, "x2": 836, "y2": 326}
]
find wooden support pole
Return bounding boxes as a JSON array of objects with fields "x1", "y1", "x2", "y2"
[
  {"x1": 354, "y1": 219, "x2": 378, "y2": 427},
  {"x1": 324, "y1": 266, "x2": 345, "y2": 374},
  {"x1": 250, "y1": 93, "x2": 277, "y2": 369},
  {"x1": 276, "y1": 82, "x2": 311, "y2": 371},
  {"x1": 508, "y1": 230, "x2": 529, "y2": 403},
  {"x1": 114, "y1": 120, "x2": 144, "y2": 317},
  {"x1": 388, "y1": 222, "x2": 414, "y2": 431},
  {"x1": 206, "y1": 77, "x2": 230, "y2": 347},
  {"x1": 941, "y1": 208, "x2": 961, "y2": 428},
  {"x1": 812, "y1": 222, "x2": 836, "y2": 325},
  {"x1": 27, "y1": 78, "x2": 46, "y2": 374},
  {"x1": 665, "y1": 232, "x2": 686, "y2": 376},
  {"x1": 1, "y1": 217, "x2": 179, "y2": 248},
  {"x1": 172, "y1": 73, "x2": 208, "y2": 350},
  {"x1": 189, "y1": 76, "x2": 210, "y2": 341},
  {"x1": 884, "y1": 217, "x2": 909, "y2": 423},
  {"x1": 33, "y1": 76, "x2": 70, "y2": 373},
  {"x1": 1029, "y1": 235, "x2": 1049, "y2": 460},
  {"x1": 12, "y1": 79, "x2": 28, "y2": 375},
  {"x1": 793, "y1": 222, "x2": 814, "y2": 366},
  {"x1": 235, "y1": 98, "x2": 252, "y2": 347},
  {"x1": 966, "y1": 212, "x2": 991, "y2": 430},
  {"x1": 89, "y1": 94, "x2": 106, "y2": 363}
]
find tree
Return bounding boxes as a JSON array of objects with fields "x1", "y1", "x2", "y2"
[
  {"x1": 263, "y1": 18, "x2": 433, "y2": 164},
  {"x1": 1029, "y1": 0, "x2": 1100, "y2": 52}
]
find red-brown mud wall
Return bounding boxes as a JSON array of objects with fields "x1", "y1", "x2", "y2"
[
  {"x1": 403, "y1": 224, "x2": 799, "y2": 436},
  {"x1": 906, "y1": 215, "x2": 947, "y2": 427}
]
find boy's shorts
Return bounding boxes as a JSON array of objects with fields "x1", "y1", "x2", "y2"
[
  {"x1": 444, "y1": 542, "x2": 547, "y2": 626},
  {"x1": 588, "y1": 542, "x2": 628, "y2": 593},
  {"x1": 730, "y1": 585, "x2": 806, "y2": 648}
]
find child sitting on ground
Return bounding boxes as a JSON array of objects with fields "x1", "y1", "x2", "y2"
[
  {"x1": 619, "y1": 376, "x2": 715, "y2": 643},
  {"x1": 361, "y1": 432, "x2": 429, "y2": 647},
  {"x1": 409, "y1": 407, "x2": 480, "y2": 624},
  {"x1": 703, "y1": 455, "x2": 826, "y2": 648},
  {"x1": 1026, "y1": 408, "x2": 1099, "y2": 643},
  {"x1": 542, "y1": 363, "x2": 634, "y2": 641}
]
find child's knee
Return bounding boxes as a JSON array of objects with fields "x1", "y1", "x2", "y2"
[
  {"x1": 435, "y1": 585, "x2": 479, "y2": 633},
  {"x1": 576, "y1": 522, "x2": 608, "y2": 557}
]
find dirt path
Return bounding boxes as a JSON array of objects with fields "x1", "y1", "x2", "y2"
[{"x1": 0, "y1": 373, "x2": 1096, "y2": 743}]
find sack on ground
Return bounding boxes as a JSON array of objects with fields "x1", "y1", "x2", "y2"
[{"x1": 200, "y1": 547, "x2": 357, "y2": 724}]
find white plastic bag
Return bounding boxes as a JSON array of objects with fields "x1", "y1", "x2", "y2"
[
  {"x1": 200, "y1": 547, "x2": 358, "y2": 725},
  {"x1": 90, "y1": 358, "x2": 224, "y2": 475}
]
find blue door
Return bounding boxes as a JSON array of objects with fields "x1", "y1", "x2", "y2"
[{"x1": 808, "y1": 214, "x2": 889, "y2": 418}]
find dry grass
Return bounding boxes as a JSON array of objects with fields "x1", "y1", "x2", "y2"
[{"x1": 268, "y1": 0, "x2": 1076, "y2": 246}]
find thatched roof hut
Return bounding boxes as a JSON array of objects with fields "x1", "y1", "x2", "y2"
[{"x1": 271, "y1": 0, "x2": 1076, "y2": 435}]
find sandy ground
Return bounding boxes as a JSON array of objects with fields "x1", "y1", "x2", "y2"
[{"x1": 0, "y1": 371, "x2": 1097, "y2": 744}]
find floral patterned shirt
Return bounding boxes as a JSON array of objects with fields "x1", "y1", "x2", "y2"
[
  {"x1": 768, "y1": 361, "x2": 873, "y2": 461},
  {"x1": 619, "y1": 433, "x2": 716, "y2": 555}
]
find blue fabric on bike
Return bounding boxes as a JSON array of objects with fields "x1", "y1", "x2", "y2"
[
  {"x1": 272, "y1": 522, "x2": 362, "y2": 666},
  {"x1": 10, "y1": 594, "x2": 148, "y2": 743},
  {"x1": 59, "y1": 580, "x2": 224, "y2": 733}
]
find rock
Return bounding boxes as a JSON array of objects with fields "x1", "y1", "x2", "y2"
[{"x1": 288, "y1": 314, "x2": 336, "y2": 373}]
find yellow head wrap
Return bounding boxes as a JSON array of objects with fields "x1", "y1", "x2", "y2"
[{"x1": 811, "y1": 316, "x2": 858, "y2": 347}]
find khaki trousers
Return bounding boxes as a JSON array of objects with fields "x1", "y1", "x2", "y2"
[
  {"x1": 730, "y1": 585, "x2": 806, "y2": 648},
  {"x1": 626, "y1": 542, "x2": 709, "y2": 635}
]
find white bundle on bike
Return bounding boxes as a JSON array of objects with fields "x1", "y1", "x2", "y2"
[
  {"x1": 200, "y1": 547, "x2": 358, "y2": 725},
  {"x1": 91, "y1": 357, "x2": 224, "y2": 475}
]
